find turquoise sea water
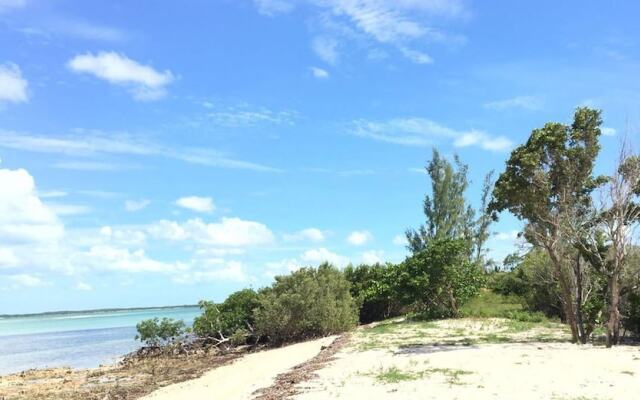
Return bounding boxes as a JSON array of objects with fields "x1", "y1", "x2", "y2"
[{"x1": 0, "y1": 306, "x2": 201, "y2": 375}]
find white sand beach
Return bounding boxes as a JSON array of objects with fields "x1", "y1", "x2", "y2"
[{"x1": 140, "y1": 336, "x2": 337, "y2": 400}]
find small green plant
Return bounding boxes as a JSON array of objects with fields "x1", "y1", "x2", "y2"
[{"x1": 135, "y1": 317, "x2": 186, "y2": 346}]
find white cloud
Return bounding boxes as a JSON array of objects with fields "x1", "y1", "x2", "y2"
[
  {"x1": 392, "y1": 234, "x2": 408, "y2": 246},
  {"x1": 173, "y1": 261, "x2": 248, "y2": 284},
  {"x1": 453, "y1": 130, "x2": 513, "y2": 151},
  {"x1": 301, "y1": 247, "x2": 350, "y2": 267},
  {"x1": 484, "y1": 96, "x2": 542, "y2": 111},
  {"x1": 283, "y1": 228, "x2": 325, "y2": 242},
  {"x1": 0, "y1": 168, "x2": 64, "y2": 244},
  {"x1": 347, "y1": 230, "x2": 372, "y2": 246},
  {"x1": 254, "y1": 0, "x2": 295, "y2": 16},
  {"x1": 352, "y1": 117, "x2": 513, "y2": 152},
  {"x1": 74, "y1": 281, "x2": 93, "y2": 291},
  {"x1": 176, "y1": 196, "x2": 215, "y2": 213},
  {"x1": 53, "y1": 161, "x2": 128, "y2": 171},
  {"x1": 493, "y1": 230, "x2": 520, "y2": 241},
  {"x1": 125, "y1": 199, "x2": 150, "y2": 212},
  {"x1": 81, "y1": 245, "x2": 187, "y2": 273},
  {"x1": 51, "y1": 19, "x2": 127, "y2": 42},
  {"x1": 0, "y1": 63, "x2": 28, "y2": 104},
  {"x1": 0, "y1": 248, "x2": 19, "y2": 268},
  {"x1": 310, "y1": 66, "x2": 330, "y2": 79},
  {"x1": 254, "y1": 0, "x2": 467, "y2": 65},
  {"x1": 67, "y1": 51, "x2": 174, "y2": 101},
  {"x1": 399, "y1": 47, "x2": 433, "y2": 64},
  {"x1": 601, "y1": 127, "x2": 616, "y2": 136},
  {"x1": 6, "y1": 274, "x2": 48, "y2": 288},
  {"x1": 203, "y1": 103, "x2": 298, "y2": 127},
  {"x1": 0, "y1": 130, "x2": 279, "y2": 172},
  {"x1": 0, "y1": 0, "x2": 25, "y2": 12},
  {"x1": 312, "y1": 36, "x2": 339, "y2": 64},
  {"x1": 46, "y1": 203, "x2": 92, "y2": 216},
  {"x1": 361, "y1": 250, "x2": 384, "y2": 264},
  {"x1": 148, "y1": 217, "x2": 275, "y2": 247}
]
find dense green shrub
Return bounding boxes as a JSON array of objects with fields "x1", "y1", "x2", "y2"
[
  {"x1": 135, "y1": 317, "x2": 186, "y2": 346},
  {"x1": 398, "y1": 238, "x2": 485, "y2": 318},
  {"x1": 192, "y1": 288, "x2": 260, "y2": 342},
  {"x1": 344, "y1": 263, "x2": 403, "y2": 323},
  {"x1": 254, "y1": 263, "x2": 358, "y2": 344}
]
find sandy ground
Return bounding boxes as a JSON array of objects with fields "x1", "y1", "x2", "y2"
[
  {"x1": 140, "y1": 336, "x2": 336, "y2": 400},
  {"x1": 292, "y1": 319, "x2": 640, "y2": 400}
]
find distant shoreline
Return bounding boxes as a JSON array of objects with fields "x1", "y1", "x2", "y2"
[{"x1": 0, "y1": 304, "x2": 199, "y2": 319}]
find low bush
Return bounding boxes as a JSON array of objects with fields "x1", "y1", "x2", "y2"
[
  {"x1": 344, "y1": 263, "x2": 403, "y2": 323},
  {"x1": 135, "y1": 317, "x2": 186, "y2": 347},
  {"x1": 254, "y1": 263, "x2": 358, "y2": 344},
  {"x1": 192, "y1": 288, "x2": 260, "y2": 342}
]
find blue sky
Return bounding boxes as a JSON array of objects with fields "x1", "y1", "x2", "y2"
[{"x1": 0, "y1": 0, "x2": 638, "y2": 314}]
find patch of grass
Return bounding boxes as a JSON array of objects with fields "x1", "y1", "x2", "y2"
[
  {"x1": 371, "y1": 366, "x2": 419, "y2": 384},
  {"x1": 366, "y1": 366, "x2": 473, "y2": 386},
  {"x1": 621, "y1": 370, "x2": 635, "y2": 376},
  {"x1": 460, "y1": 290, "x2": 550, "y2": 323}
]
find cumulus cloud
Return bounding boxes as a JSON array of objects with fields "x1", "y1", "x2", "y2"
[
  {"x1": 148, "y1": 217, "x2": 275, "y2": 247},
  {"x1": 176, "y1": 196, "x2": 215, "y2": 213},
  {"x1": 67, "y1": 51, "x2": 174, "y2": 101},
  {"x1": 74, "y1": 281, "x2": 93, "y2": 291},
  {"x1": 0, "y1": 168, "x2": 64, "y2": 244},
  {"x1": 352, "y1": 117, "x2": 512, "y2": 152},
  {"x1": 173, "y1": 261, "x2": 248, "y2": 284},
  {"x1": 301, "y1": 247, "x2": 350, "y2": 267},
  {"x1": 5, "y1": 274, "x2": 49, "y2": 288},
  {"x1": 283, "y1": 228, "x2": 325, "y2": 242},
  {"x1": 361, "y1": 250, "x2": 384, "y2": 264},
  {"x1": 0, "y1": 63, "x2": 28, "y2": 104},
  {"x1": 347, "y1": 230, "x2": 372, "y2": 246},
  {"x1": 392, "y1": 234, "x2": 408, "y2": 246},
  {"x1": 310, "y1": 66, "x2": 330, "y2": 79}
]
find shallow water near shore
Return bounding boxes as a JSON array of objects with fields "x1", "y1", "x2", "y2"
[{"x1": 0, "y1": 306, "x2": 200, "y2": 375}]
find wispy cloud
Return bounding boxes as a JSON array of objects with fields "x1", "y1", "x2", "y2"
[
  {"x1": 124, "y1": 199, "x2": 150, "y2": 212},
  {"x1": 204, "y1": 103, "x2": 297, "y2": 127},
  {"x1": 67, "y1": 52, "x2": 174, "y2": 101},
  {"x1": 255, "y1": 0, "x2": 467, "y2": 65},
  {"x1": 47, "y1": 18, "x2": 128, "y2": 42},
  {"x1": 53, "y1": 161, "x2": 128, "y2": 171},
  {"x1": 0, "y1": 63, "x2": 28, "y2": 104},
  {"x1": 484, "y1": 95, "x2": 543, "y2": 111},
  {"x1": 0, "y1": 0, "x2": 25, "y2": 12},
  {"x1": 312, "y1": 36, "x2": 339, "y2": 64},
  {"x1": 0, "y1": 130, "x2": 280, "y2": 172},
  {"x1": 601, "y1": 126, "x2": 616, "y2": 136},
  {"x1": 351, "y1": 117, "x2": 512, "y2": 152},
  {"x1": 310, "y1": 66, "x2": 330, "y2": 79}
]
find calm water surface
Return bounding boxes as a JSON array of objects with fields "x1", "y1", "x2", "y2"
[{"x1": 0, "y1": 306, "x2": 200, "y2": 375}]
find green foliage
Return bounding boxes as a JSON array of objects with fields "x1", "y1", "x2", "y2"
[
  {"x1": 254, "y1": 263, "x2": 358, "y2": 344},
  {"x1": 135, "y1": 317, "x2": 186, "y2": 346},
  {"x1": 344, "y1": 263, "x2": 404, "y2": 323},
  {"x1": 405, "y1": 149, "x2": 475, "y2": 254},
  {"x1": 398, "y1": 238, "x2": 485, "y2": 318},
  {"x1": 460, "y1": 290, "x2": 548, "y2": 323},
  {"x1": 192, "y1": 288, "x2": 259, "y2": 340}
]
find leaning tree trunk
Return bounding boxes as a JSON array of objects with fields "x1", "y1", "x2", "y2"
[{"x1": 606, "y1": 272, "x2": 621, "y2": 348}]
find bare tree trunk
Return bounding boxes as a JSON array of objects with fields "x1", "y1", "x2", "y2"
[
  {"x1": 606, "y1": 273, "x2": 621, "y2": 347},
  {"x1": 574, "y1": 256, "x2": 587, "y2": 344}
]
